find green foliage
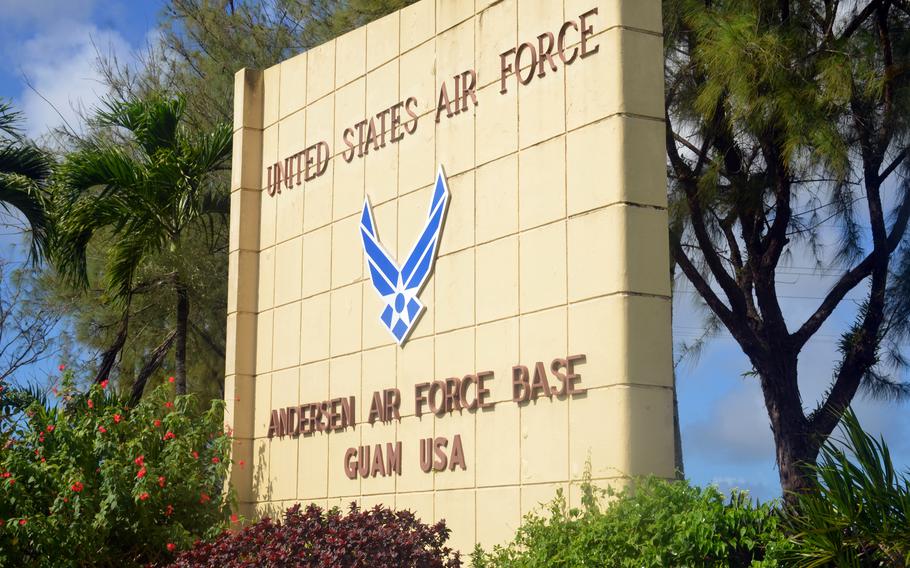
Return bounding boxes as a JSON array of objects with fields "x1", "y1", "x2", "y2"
[
  {"x1": 0, "y1": 371, "x2": 233, "y2": 567},
  {"x1": 472, "y1": 476, "x2": 789, "y2": 568},
  {"x1": 785, "y1": 409, "x2": 910, "y2": 567},
  {"x1": 0, "y1": 99, "x2": 52, "y2": 262},
  {"x1": 28, "y1": 229, "x2": 227, "y2": 401},
  {"x1": 469, "y1": 416, "x2": 910, "y2": 568},
  {"x1": 53, "y1": 96, "x2": 231, "y2": 300},
  {"x1": 664, "y1": 0, "x2": 910, "y2": 499},
  {"x1": 50, "y1": 95, "x2": 232, "y2": 395},
  {"x1": 681, "y1": 0, "x2": 853, "y2": 177},
  {"x1": 31, "y1": 1, "x2": 417, "y2": 400}
]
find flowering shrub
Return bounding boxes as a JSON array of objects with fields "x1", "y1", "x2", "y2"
[
  {"x1": 0, "y1": 373, "x2": 232, "y2": 567},
  {"x1": 166, "y1": 502, "x2": 462, "y2": 567}
]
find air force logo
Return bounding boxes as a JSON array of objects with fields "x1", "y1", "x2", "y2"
[{"x1": 360, "y1": 167, "x2": 449, "y2": 346}]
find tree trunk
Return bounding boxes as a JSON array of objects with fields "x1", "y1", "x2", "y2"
[
  {"x1": 130, "y1": 330, "x2": 177, "y2": 406},
  {"x1": 94, "y1": 312, "x2": 129, "y2": 384},
  {"x1": 175, "y1": 280, "x2": 189, "y2": 395},
  {"x1": 669, "y1": 261, "x2": 685, "y2": 479},
  {"x1": 759, "y1": 361, "x2": 819, "y2": 506},
  {"x1": 773, "y1": 416, "x2": 819, "y2": 506},
  {"x1": 673, "y1": 371, "x2": 685, "y2": 479}
]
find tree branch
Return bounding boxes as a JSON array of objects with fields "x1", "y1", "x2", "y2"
[
  {"x1": 667, "y1": 118, "x2": 750, "y2": 318},
  {"x1": 129, "y1": 330, "x2": 177, "y2": 406},
  {"x1": 94, "y1": 312, "x2": 129, "y2": 384},
  {"x1": 806, "y1": 163, "x2": 904, "y2": 439},
  {"x1": 190, "y1": 320, "x2": 225, "y2": 359},
  {"x1": 672, "y1": 240, "x2": 767, "y2": 361},
  {"x1": 839, "y1": 0, "x2": 886, "y2": 40},
  {"x1": 790, "y1": 187, "x2": 910, "y2": 351},
  {"x1": 878, "y1": 147, "x2": 908, "y2": 183}
]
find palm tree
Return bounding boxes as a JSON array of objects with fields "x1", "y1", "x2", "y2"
[
  {"x1": 52, "y1": 96, "x2": 231, "y2": 397},
  {"x1": 0, "y1": 100, "x2": 52, "y2": 261}
]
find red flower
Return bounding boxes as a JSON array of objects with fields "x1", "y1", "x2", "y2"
[
  {"x1": 164, "y1": 401, "x2": 174, "y2": 409},
  {"x1": 199, "y1": 493, "x2": 210, "y2": 504},
  {"x1": 1, "y1": 472, "x2": 10, "y2": 478},
  {"x1": 163, "y1": 431, "x2": 175, "y2": 441},
  {"x1": 70, "y1": 481, "x2": 84, "y2": 492},
  {"x1": 46, "y1": 425, "x2": 54, "y2": 433},
  {"x1": 165, "y1": 504, "x2": 174, "y2": 517},
  {"x1": 230, "y1": 513, "x2": 239, "y2": 523},
  {"x1": 139, "y1": 492, "x2": 149, "y2": 501},
  {"x1": 153, "y1": 419, "x2": 161, "y2": 427},
  {"x1": 211, "y1": 457, "x2": 220, "y2": 464},
  {"x1": 168, "y1": 376, "x2": 175, "y2": 384},
  {"x1": 113, "y1": 414, "x2": 121, "y2": 423},
  {"x1": 137, "y1": 467, "x2": 147, "y2": 479},
  {"x1": 97, "y1": 425, "x2": 106, "y2": 433},
  {"x1": 192, "y1": 451, "x2": 199, "y2": 459},
  {"x1": 18, "y1": 519, "x2": 26, "y2": 526},
  {"x1": 38, "y1": 433, "x2": 44, "y2": 443},
  {"x1": 62, "y1": 497, "x2": 68, "y2": 503},
  {"x1": 100, "y1": 379, "x2": 108, "y2": 389},
  {"x1": 134, "y1": 455, "x2": 145, "y2": 466},
  {"x1": 158, "y1": 476, "x2": 166, "y2": 488},
  {"x1": 8, "y1": 478, "x2": 14, "y2": 486},
  {"x1": 87, "y1": 399, "x2": 94, "y2": 409},
  {"x1": 166, "y1": 543, "x2": 176, "y2": 552},
  {"x1": 58, "y1": 364, "x2": 65, "y2": 371}
]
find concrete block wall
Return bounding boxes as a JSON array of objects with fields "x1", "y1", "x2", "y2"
[{"x1": 227, "y1": 0, "x2": 672, "y2": 554}]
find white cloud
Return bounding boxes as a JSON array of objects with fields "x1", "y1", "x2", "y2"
[
  {"x1": 0, "y1": 0, "x2": 95, "y2": 29},
  {"x1": 709, "y1": 476, "x2": 779, "y2": 502},
  {"x1": 676, "y1": 223, "x2": 910, "y2": 493},
  {"x1": 684, "y1": 380, "x2": 776, "y2": 465},
  {"x1": 16, "y1": 21, "x2": 133, "y2": 140},
  {"x1": 0, "y1": 0, "x2": 155, "y2": 141}
]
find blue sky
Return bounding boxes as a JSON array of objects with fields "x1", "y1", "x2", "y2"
[
  {"x1": 0, "y1": 0, "x2": 165, "y2": 390},
  {"x1": 0, "y1": 0, "x2": 163, "y2": 139},
  {"x1": 1, "y1": 0, "x2": 907, "y2": 504},
  {"x1": 675, "y1": 240, "x2": 910, "y2": 501}
]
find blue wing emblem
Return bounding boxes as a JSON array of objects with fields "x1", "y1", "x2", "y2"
[{"x1": 360, "y1": 166, "x2": 450, "y2": 345}]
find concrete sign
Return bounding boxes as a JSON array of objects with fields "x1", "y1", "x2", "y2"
[{"x1": 226, "y1": 0, "x2": 673, "y2": 553}]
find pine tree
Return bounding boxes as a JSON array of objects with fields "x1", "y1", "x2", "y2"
[{"x1": 665, "y1": 0, "x2": 910, "y2": 501}]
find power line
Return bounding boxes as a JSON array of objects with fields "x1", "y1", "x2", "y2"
[{"x1": 674, "y1": 289, "x2": 865, "y2": 302}]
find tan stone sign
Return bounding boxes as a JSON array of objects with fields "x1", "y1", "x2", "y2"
[{"x1": 226, "y1": 0, "x2": 673, "y2": 554}]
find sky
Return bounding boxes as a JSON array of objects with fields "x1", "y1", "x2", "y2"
[
  {"x1": 0, "y1": 0, "x2": 907, "y2": 504},
  {"x1": 0, "y1": 0, "x2": 165, "y2": 383},
  {"x1": 676, "y1": 276, "x2": 910, "y2": 501},
  {"x1": 0, "y1": 0, "x2": 163, "y2": 140}
]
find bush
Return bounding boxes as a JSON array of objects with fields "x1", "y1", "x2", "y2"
[
  {"x1": 472, "y1": 475, "x2": 789, "y2": 568},
  {"x1": 785, "y1": 409, "x2": 910, "y2": 567},
  {"x1": 166, "y1": 502, "x2": 462, "y2": 567},
  {"x1": 0, "y1": 372, "x2": 232, "y2": 567}
]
